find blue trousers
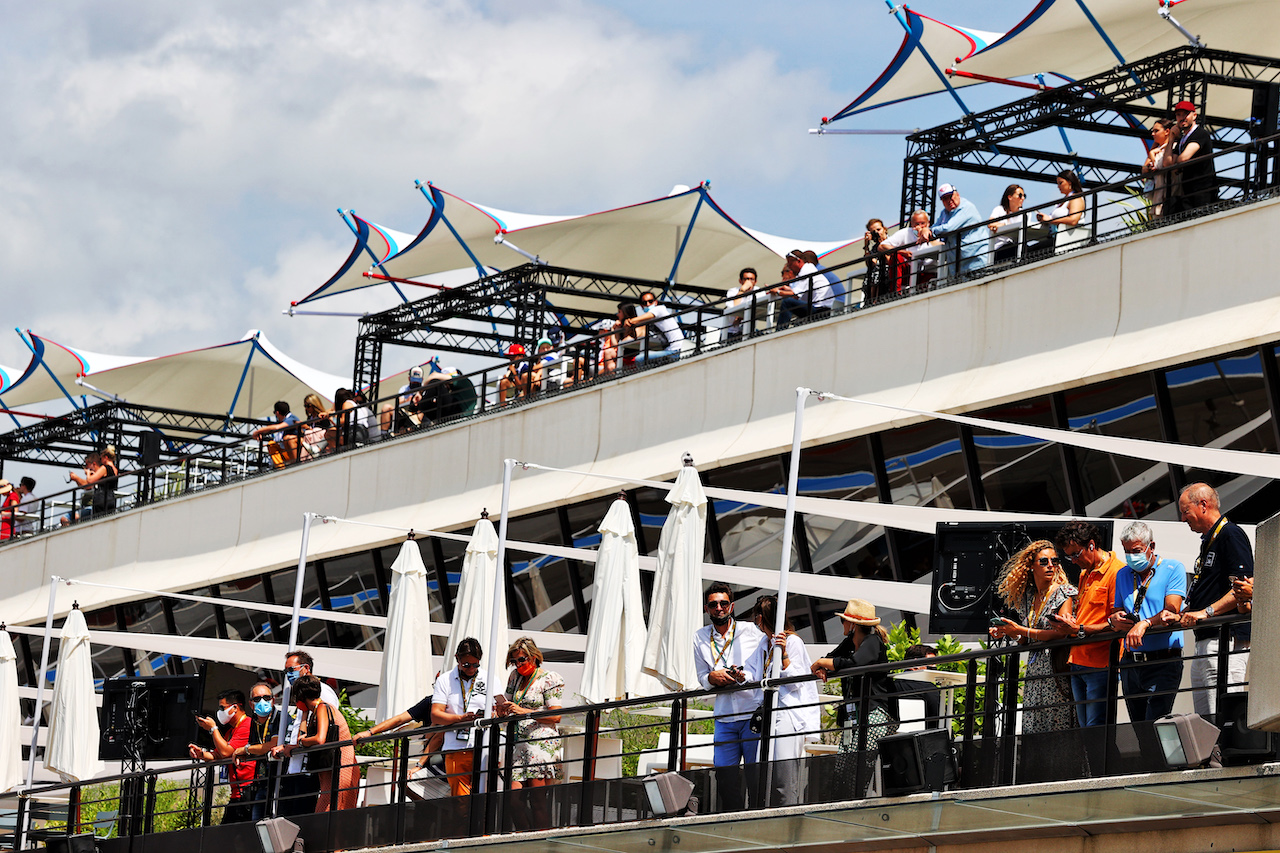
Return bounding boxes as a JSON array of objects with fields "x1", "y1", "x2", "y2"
[
  {"x1": 1069, "y1": 664, "x2": 1113, "y2": 728},
  {"x1": 1121, "y1": 654, "x2": 1183, "y2": 721},
  {"x1": 713, "y1": 717, "x2": 759, "y2": 811}
]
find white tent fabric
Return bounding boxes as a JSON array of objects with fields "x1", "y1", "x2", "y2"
[
  {"x1": 0, "y1": 333, "x2": 146, "y2": 404},
  {"x1": 370, "y1": 185, "x2": 793, "y2": 294},
  {"x1": 0, "y1": 330, "x2": 345, "y2": 413},
  {"x1": 302, "y1": 214, "x2": 418, "y2": 305},
  {"x1": 374, "y1": 541, "x2": 436, "y2": 721},
  {"x1": 0, "y1": 631, "x2": 21, "y2": 792},
  {"x1": 44, "y1": 609, "x2": 102, "y2": 783},
  {"x1": 829, "y1": 0, "x2": 1280, "y2": 124},
  {"x1": 826, "y1": 8, "x2": 1000, "y2": 121},
  {"x1": 446, "y1": 518, "x2": 508, "y2": 664},
  {"x1": 641, "y1": 465, "x2": 708, "y2": 692},
  {"x1": 578, "y1": 499, "x2": 653, "y2": 704}
]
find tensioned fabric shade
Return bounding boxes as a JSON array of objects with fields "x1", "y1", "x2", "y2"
[
  {"x1": 0, "y1": 330, "x2": 346, "y2": 415},
  {"x1": 826, "y1": 0, "x2": 1280, "y2": 124},
  {"x1": 299, "y1": 214, "x2": 418, "y2": 305},
  {"x1": 0, "y1": 333, "x2": 146, "y2": 404},
  {"x1": 299, "y1": 185, "x2": 855, "y2": 307}
]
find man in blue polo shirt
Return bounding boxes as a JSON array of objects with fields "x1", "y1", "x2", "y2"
[
  {"x1": 927, "y1": 184, "x2": 989, "y2": 278},
  {"x1": 1108, "y1": 522, "x2": 1186, "y2": 721}
]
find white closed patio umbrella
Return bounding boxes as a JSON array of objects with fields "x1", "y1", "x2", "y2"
[
  {"x1": 579, "y1": 497, "x2": 657, "y2": 703},
  {"x1": 375, "y1": 539, "x2": 436, "y2": 721},
  {"x1": 0, "y1": 629, "x2": 21, "y2": 792},
  {"x1": 44, "y1": 608, "x2": 102, "y2": 782},
  {"x1": 446, "y1": 515, "x2": 508, "y2": 665},
  {"x1": 641, "y1": 458, "x2": 708, "y2": 692}
]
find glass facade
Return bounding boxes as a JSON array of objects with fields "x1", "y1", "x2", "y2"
[{"x1": 10, "y1": 342, "x2": 1280, "y2": 695}]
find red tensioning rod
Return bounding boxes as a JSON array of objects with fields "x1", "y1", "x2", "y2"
[
  {"x1": 361, "y1": 271, "x2": 449, "y2": 290},
  {"x1": 946, "y1": 69, "x2": 1047, "y2": 91}
]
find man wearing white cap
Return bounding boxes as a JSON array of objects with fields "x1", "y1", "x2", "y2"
[{"x1": 926, "y1": 184, "x2": 988, "y2": 278}]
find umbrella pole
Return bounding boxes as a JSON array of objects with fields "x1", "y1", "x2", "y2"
[
  {"x1": 18, "y1": 577, "x2": 59, "y2": 850},
  {"x1": 764, "y1": 388, "x2": 809, "y2": 799},
  {"x1": 270, "y1": 511, "x2": 315, "y2": 817},
  {"x1": 484, "y1": 460, "x2": 516, "y2": 722}
]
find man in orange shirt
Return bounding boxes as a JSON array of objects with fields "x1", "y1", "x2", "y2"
[{"x1": 1055, "y1": 521, "x2": 1123, "y2": 727}]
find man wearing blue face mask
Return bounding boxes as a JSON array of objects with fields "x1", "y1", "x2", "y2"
[
  {"x1": 1107, "y1": 522, "x2": 1186, "y2": 721},
  {"x1": 232, "y1": 681, "x2": 281, "y2": 821},
  {"x1": 189, "y1": 689, "x2": 254, "y2": 823},
  {"x1": 279, "y1": 651, "x2": 340, "y2": 816}
]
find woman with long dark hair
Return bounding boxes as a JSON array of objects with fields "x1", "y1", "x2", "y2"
[
  {"x1": 988, "y1": 184, "x2": 1027, "y2": 263},
  {"x1": 1037, "y1": 169, "x2": 1088, "y2": 253}
]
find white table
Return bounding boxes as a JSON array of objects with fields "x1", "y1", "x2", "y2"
[{"x1": 893, "y1": 668, "x2": 969, "y2": 730}]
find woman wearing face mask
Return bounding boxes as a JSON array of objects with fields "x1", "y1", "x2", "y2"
[
  {"x1": 189, "y1": 689, "x2": 255, "y2": 823},
  {"x1": 495, "y1": 637, "x2": 563, "y2": 830},
  {"x1": 232, "y1": 681, "x2": 280, "y2": 821},
  {"x1": 271, "y1": 675, "x2": 358, "y2": 813},
  {"x1": 989, "y1": 540, "x2": 1077, "y2": 735},
  {"x1": 753, "y1": 595, "x2": 819, "y2": 807}
]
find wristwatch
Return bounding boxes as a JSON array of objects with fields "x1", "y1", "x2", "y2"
[
  {"x1": 1077, "y1": 626, "x2": 1087, "y2": 638},
  {"x1": 1204, "y1": 604, "x2": 1215, "y2": 618}
]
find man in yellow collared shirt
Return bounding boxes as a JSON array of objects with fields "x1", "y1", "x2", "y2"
[{"x1": 1056, "y1": 521, "x2": 1123, "y2": 727}]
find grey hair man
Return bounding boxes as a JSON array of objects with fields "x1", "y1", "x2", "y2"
[{"x1": 1108, "y1": 521, "x2": 1186, "y2": 721}]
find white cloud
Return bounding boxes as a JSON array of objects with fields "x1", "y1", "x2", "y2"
[{"x1": 0, "y1": 0, "x2": 834, "y2": 379}]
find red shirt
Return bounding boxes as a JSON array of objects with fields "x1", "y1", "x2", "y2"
[
  {"x1": 1069, "y1": 551, "x2": 1122, "y2": 669},
  {"x1": 0, "y1": 491, "x2": 19, "y2": 540},
  {"x1": 225, "y1": 716, "x2": 253, "y2": 798}
]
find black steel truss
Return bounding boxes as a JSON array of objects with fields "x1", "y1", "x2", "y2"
[
  {"x1": 352, "y1": 264, "x2": 723, "y2": 394},
  {"x1": 901, "y1": 46, "x2": 1280, "y2": 221},
  {"x1": 0, "y1": 401, "x2": 268, "y2": 468}
]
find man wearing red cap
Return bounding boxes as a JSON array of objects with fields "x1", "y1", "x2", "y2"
[{"x1": 1166, "y1": 100, "x2": 1218, "y2": 216}]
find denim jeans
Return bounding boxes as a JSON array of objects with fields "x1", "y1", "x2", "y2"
[
  {"x1": 713, "y1": 717, "x2": 759, "y2": 811},
  {"x1": 1069, "y1": 664, "x2": 1112, "y2": 728},
  {"x1": 1120, "y1": 654, "x2": 1184, "y2": 721}
]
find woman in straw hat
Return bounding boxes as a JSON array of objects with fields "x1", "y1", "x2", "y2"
[{"x1": 811, "y1": 599, "x2": 899, "y2": 797}]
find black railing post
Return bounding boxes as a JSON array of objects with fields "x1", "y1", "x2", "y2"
[
  {"x1": 755, "y1": 688, "x2": 775, "y2": 810},
  {"x1": 960, "y1": 657, "x2": 979, "y2": 782},
  {"x1": 201, "y1": 765, "x2": 215, "y2": 827},
  {"x1": 997, "y1": 648, "x2": 1019, "y2": 786},
  {"x1": 578, "y1": 709, "x2": 599, "y2": 827},
  {"x1": 394, "y1": 736, "x2": 410, "y2": 844},
  {"x1": 852, "y1": 670, "x2": 872, "y2": 798},
  {"x1": 66, "y1": 785, "x2": 79, "y2": 837},
  {"x1": 500, "y1": 719, "x2": 519, "y2": 833},
  {"x1": 144, "y1": 773, "x2": 158, "y2": 835},
  {"x1": 666, "y1": 699, "x2": 682, "y2": 771},
  {"x1": 468, "y1": 729, "x2": 487, "y2": 838},
  {"x1": 1216, "y1": 620, "x2": 1232, "y2": 723}
]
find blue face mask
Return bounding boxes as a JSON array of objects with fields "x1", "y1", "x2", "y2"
[
  {"x1": 285, "y1": 667, "x2": 301, "y2": 684},
  {"x1": 1125, "y1": 551, "x2": 1152, "y2": 572},
  {"x1": 254, "y1": 699, "x2": 274, "y2": 717}
]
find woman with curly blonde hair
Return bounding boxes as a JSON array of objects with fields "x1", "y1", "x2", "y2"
[{"x1": 990, "y1": 539, "x2": 1077, "y2": 733}]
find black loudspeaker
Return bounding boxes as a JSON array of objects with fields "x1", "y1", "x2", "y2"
[
  {"x1": 138, "y1": 431, "x2": 162, "y2": 468},
  {"x1": 930, "y1": 521, "x2": 1114, "y2": 634},
  {"x1": 1219, "y1": 693, "x2": 1279, "y2": 764},
  {"x1": 878, "y1": 730, "x2": 957, "y2": 796},
  {"x1": 1251, "y1": 81, "x2": 1280, "y2": 137}
]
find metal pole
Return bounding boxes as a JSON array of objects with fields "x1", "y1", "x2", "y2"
[
  {"x1": 771, "y1": 388, "x2": 810, "y2": 677},
  {"x1": 24, "y1": 577, "x2": 60, "y2": 789},
  {"x1": 484, "y1": 460, "x2": 516, "y2": 721},
  {"x1": 277, "y1": 512, "x2": 314, "y2": 749}
]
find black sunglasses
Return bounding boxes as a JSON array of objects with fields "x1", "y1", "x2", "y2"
[
  {"x1": 1037, "y1": 556, "x2": 1062, "y2": 567},
  {"x1": 513, "y1": 655, "x2": 531, "y2": 664}
]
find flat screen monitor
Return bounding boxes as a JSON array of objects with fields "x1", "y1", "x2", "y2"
[{"x1": 100, "y1": 673, "x2": 205, "y2": 761}]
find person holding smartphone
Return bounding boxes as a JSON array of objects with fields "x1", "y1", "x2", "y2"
[{"x1": 1107, "y1": 522, "x2": 1186, "y2": 721}]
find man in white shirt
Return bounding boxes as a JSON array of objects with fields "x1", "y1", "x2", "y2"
[
  {"x1": 877, "y1": 210, "x2": 937, "y2": 290},
  {"x1": 629, "y1": 291, "x2": 687, "y2": 363},
  {"x1": 279, "y1": 650, "x2": 341, "y2": 815},
  {"x1": 775, "y1": 250, "x2": 835, "y2": 328},
  {"x1": 694, "y1": 582, "x2": 766, "y2": 810},
  {"x1": 723, "y1": 268, "x2": 758, "y2": 341}
]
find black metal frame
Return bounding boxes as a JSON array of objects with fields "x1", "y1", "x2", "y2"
[
  {"x1": 901, "y1": 46, "x2": 1280, "y2": 222},
  {"x1": 351, "y1": 264, "x2": 726, "y2": 395}
]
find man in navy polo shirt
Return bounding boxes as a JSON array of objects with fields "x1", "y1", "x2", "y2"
[
  {"x1": 1177, "y1": 482, "x2": 1253, "y2": 718},
  {"x1": 1108, "y1": 522, "x2": 1186, "y2": 721}
]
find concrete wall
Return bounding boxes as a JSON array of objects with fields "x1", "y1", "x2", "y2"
[{"x1": 5, "y1": 197, "x2": 1280, "y2": 625}]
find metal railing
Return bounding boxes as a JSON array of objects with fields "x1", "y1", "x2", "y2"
[{"x1": 5, "y1": 614, "x2": 1257, "y2": 852}]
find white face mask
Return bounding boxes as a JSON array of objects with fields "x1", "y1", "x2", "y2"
[{"x1": 216, "y1": 706, "x2": 234, "y2": 725}]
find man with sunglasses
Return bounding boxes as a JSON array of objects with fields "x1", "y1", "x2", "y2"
[
  {"x1": 626, "y1": 291, "x2": 687, "y2": 364},
  {"x1": 1107, "y1": 522, "x2": 1186, "y2": 721},
  {"x1": 355, "y1": 638, "x2": 487, "y2": 797},
  {"x1": 279, "y1": 651, "x2": 339, "y2": 815},
  {"x1": 924, "y1": 184, "x2": 988, "y2": 278},
  {"x1": 694, "y1": 582, "x2": 766, "y2": 810},
  {"x1": 1177, "y1": 482, "x2": 1252, "y2": 718},
  {"x1": 1054, "y1": 521, "x2": 1122, "y2": 728}
]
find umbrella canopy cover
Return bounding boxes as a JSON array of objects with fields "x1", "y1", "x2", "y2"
[
  {"x1": 44, "y1": 609, "x2": 102, "y2": 782},
  {"x1": 446, "y1": 518, "x2": 508, "y2": 666},
  {"x1": 579, "y1": 499, "x2": 653, "y2": 703},
  {"x1": 375, "y1": 541, "x2": 437, "y2": 721},
  {"x1": 641, "y1": 465, "x2": 708, "y2": 692},
  {"x1": 0, "y1": 631, "x2": 21, "y2": 792}
]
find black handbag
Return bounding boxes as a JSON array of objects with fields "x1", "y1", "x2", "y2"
[
  {"x1": 303, "y1": 708, "x2": 341, "y2": 772},
  {"x1": 748, "y1": 704, "x2": 766, "y2": 734}
]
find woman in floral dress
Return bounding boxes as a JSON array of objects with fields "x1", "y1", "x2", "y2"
[
  {"x1": 990, "y1": 540, "x2": 1077, "y2": 734},
  {"x1": 495, "y1": 637, "x2": 564, "y2": 829}
]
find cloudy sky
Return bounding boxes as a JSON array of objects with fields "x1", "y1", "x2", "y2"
[{"x1": 0, "y1": 0, "x2": 1030, "y2": 381}]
